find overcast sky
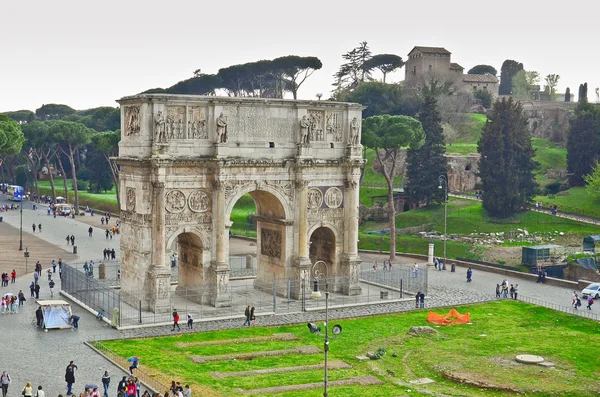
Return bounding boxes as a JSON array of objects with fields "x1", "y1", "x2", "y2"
[{"x1": 2, "y1": 0, "x2": 598, "y2": 112}]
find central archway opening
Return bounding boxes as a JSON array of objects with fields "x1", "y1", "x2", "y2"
[{"x1": 228, "y1": 189, "x2": 289, "y2": 295}]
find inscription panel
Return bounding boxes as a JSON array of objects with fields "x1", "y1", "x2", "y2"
[
  {"x1": 221, "y1": 106, "x2": 296, "y2": 141},
  {"x1": 165, "y1": 213, "x2": 212, "y2": 226}
]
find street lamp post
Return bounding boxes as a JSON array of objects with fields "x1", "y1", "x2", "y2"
[
  {"x1": 438, "y1": 175, "x2": 448, "y2": 270},
  {"x1": 312, "y1": 260, "x2": 329, "y2": 397},
  {"x1": 19, "y1": 203, "x2": 23, "y2": 251}
]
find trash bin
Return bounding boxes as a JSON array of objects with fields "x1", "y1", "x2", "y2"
[
  {"x1": 451, "y1": 263, "x2": 456, "y2": 272},
  {"x1": 73, "y1": 246, "x2": 77, "y2": 254}
]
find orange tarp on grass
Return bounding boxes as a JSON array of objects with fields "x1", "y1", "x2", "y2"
[{"x1": 426, "y1": 308, "x2": 471, "y2": 325}]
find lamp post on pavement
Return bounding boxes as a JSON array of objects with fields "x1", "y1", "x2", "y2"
[
  {"x1": 19, "y1": 203, "x2": 23, "y2": 251},
  {"x1": 438, "y1": 175, "x2": 448, "y2": 270},
  {"x1": 312, "y1": 260, "x2": 330, "y2": 397}
]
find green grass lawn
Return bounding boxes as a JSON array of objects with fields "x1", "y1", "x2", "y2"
[
  {"x1": 97, "y1": 301, "x2": 600, "y2": 397},
  {"x1": 36, "y1": 179, "x2": 119, "y2": 213},
  {"x1": 531, "y1": 138, "x2": 567, "y2": 185},
  {"x1": 536, "y1": 186, "x2": 600, "y2": 218}
]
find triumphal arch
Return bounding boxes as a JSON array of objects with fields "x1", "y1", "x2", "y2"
[{"x1": 117, "y1": 94, "x2": 364, "y2": 312}]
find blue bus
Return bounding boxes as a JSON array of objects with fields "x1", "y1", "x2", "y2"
[{"x1": 7, "y1": 185, "x2": 24, "y2": 201}]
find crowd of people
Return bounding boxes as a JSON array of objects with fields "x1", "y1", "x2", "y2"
[
  {"x1": 495, "y1": 279, "x2": 519, "y2": 299},
  {"x1": 572, "y1": 291, "x2": 594, "y2": 310}
]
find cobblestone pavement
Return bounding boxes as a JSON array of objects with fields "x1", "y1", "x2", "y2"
[{"x1": 0, "y1": 198, "x2": 588, "y2": 396}]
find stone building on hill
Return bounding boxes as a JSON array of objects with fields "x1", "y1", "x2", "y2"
[{"x1": 404, "y1": 46, "x2": 499, "y2": 97}]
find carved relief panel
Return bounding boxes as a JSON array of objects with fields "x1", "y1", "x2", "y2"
[
  {"x1": 165, "y1": 190, "x2": 186, "y2": 213},
  {"x1": 324, "y1": 187, "x2": 343, "y2": 208},
  {"x1": 124, "y1": 106, "x2": 141, "y2": 136},
  {"x1": 126, "y1": 188, "x2": 136, "y2": 211},
  {"x1": 188, "y1": 189, "x2": 210, "y2": 213},
  {"x1": 308, "y1": 110, "x2": 325, "y2": 142},
  {"x1": 325, "y1": 112, "x2": 342, "y2": 142},
  {"x1": 166, "y1": 106, "x2": 186, "y2": 140},
  {"x1": 187, "y1": 106, "x2": 208, "y2": 139},
  {"x1": 307, "y1": 188, "x2": 323, "y2": 209},
  {"x1": 261, "y1": 228, "x2": 282, "y2": 259}
]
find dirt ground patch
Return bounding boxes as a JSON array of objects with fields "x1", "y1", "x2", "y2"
[
  {"x1": 210, "y1": 360, "x2": 351, "y2": 379},
  {"x1": 442, "y1": 370, "x2": 522, "y2": 393},
  {"x1": 235, "y1": 375, "x2": 382, "y2": 394},
  {"x1": 480, "y1": 245, "x2": 522, "y2": 266},
  {"x1": 177, "y1": 333, "x2": 298, "y2": 348},
  {"x1": 191, "y1": 345, "x2": 321, "y2": 364}
]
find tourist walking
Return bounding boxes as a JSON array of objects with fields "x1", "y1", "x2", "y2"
[
  {"x1": 70, "y1": 235, "x2": 75, "y2": 245},
  {"x1": 36, "y1": 386, "x2": 45, "y2": 397},
  {"x1": 52, "y1": 260, "x2": 57, "y2": 273},
  {"x1": 65, "y1": 361, "x2": 77, "y2": 395},
  {"x1": 250, "y1": 306, "x2": 256, "y2": 326},
  {"x1": 510, "y1": 284, "x2": 515, "y2": 299},
  {"x1": 10, "y1": 270, "x2": 16, "y2": 283},
  {"x1": 513, "y1": 284, "x2": 519, "y2": 300},
  {"x1": 89, "y1": 226, "x2": 93, "y2": 237},
  {"x1": 128, "y1": 357, "x2": 139, "y2": 375},
  {"x1": 243, "y1": 305, "x2": 251, "y2": 326},
  {"x1": 35, "y1": 306, "x2": 43, "y2": 328},
  {"x1": 587, "y1": 295, "x2": 594, "y2": 310},
  {"x1": 21, "y1": 382, "x2": 33, "y2": 397},
  {"x1": 187, "y1": 313, "x2": 193, "y2": 329},
  {"x1": 66, "y1": 235, "x2": 70, "y2": 245},
  {"x1": 38, "y1": 224, "x2": 42, "y2": 232},
  {"x1": 34, "y1": 283, "x2": 40, "y2": 299},
  {"x1": 419, "y1": 292, "x2": 425, "y2": 308},
  {"x1": 49, "y1": 279, "x2": 55, "y2": 298},
  {"x1": 105, "y1": 230, "x2": 109, "y2": 239},
  {"x1": 415, "y1": 291, "x2": 420, "y2": 308},
  {"x1": 32, "y1": 223, "x2": 36, "y2": 233},
  {"x1": 172, "y1": 309, "x2": 180, "y2": 331},
  {"x1": 29, "y1": 282, "x2": 35, "y2": 297},
  {"x1": 466, "y1": 268, "x2": 472, "y2": 282},
  {"x1": 0, "y1": 371, "x2": 11, "y2": 397},
  {"x1": 18, "y1": 290, "x2": 25, "y2": 306},
  {"x1": 117, "y1": 377, "x2": 127, "y2": 396}
]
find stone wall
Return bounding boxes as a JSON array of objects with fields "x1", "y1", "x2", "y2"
[
  {"x1": 525, "y1": 107, "x2": 571, "y2": 142},
  {"x1": 447, "y1": 154, "x2": 480, "y2": 192}
]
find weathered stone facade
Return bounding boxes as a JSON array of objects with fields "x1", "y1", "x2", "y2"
[
  {"x1": 447, "y1": 154, "x2": 480, "y2": 192},
  {"x1": 117, "y1": 94, "x2": 364, "y2": 312}
]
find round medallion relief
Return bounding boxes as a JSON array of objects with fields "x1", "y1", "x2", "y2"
[
  {"x1": 165, "y1": 189, "x2": 186, "y2": 213},
  {"x1": 324, "y1": 187, "x2": 343, "y2": 208},
  {"x1": 307, "y1": 188, "x2": 323, "y2": 209},
  {"x1": 188, "y1": 189, "x2": 211, "y2": 213},
  {"x1": 125, "y1": 188, "x2": 136, "y2": 211}
]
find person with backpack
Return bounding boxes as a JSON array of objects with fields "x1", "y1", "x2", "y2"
[
  {"x1": 101, "y1": 372, "x2": 111, "y2": 397},
  {"x1": 117, "y1": 377, "x2": 127, "y2": 397},
  {"x1": 587, "y1": 295, "x2": 594, "y2": 310},
  {"x1": 172, "y1": 310, "x2": 180, "y2": 331},
  {"x1": 0, "y1": 371, "x2": 11, "y2": 397}
]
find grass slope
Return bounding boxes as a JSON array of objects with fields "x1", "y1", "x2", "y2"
[
  {"x1": 37, "y1": 179, "x2": 119, "y2": 213},
  {"x1": 99, "y1": 301, "x2": 600, "y2": 397}
]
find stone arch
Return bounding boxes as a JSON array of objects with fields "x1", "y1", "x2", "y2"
[
  {"x1": 165, "y1": 228, "x2": 210, "y2": 292},
  {"x1": 225, "y1": 182, "x2": 293, "y2": 222},
  {"x1": 308, "y1": 225, "x2": 339, "y2": 276}
]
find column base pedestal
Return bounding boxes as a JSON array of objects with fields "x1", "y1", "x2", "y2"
[{"x1": 208, "y1": 263, "x2": 231, "y2": 308}]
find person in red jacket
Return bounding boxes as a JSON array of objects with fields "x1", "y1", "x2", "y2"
[
  {"x1": 10, "y1": 270, "x2": 16, "y2": 283},
  {"x1": 172, "y1": 309, "x2": 180, "y2": 331}
]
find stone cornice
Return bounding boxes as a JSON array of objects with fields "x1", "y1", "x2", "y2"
[{"x1": 117, "y1": 94, "x2": 365, "y2": 110}]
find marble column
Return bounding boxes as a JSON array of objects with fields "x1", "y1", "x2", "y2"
[
  {"x1": 148, "y1": 181, "x2": 172, "y2": 313},
  {"x1": 342, "y1": 177, "x2": 362, "y2": 296},
  {"x1": 291, "y1": 180, "x2": 311, "y2": 299},
  {"x1": 209, "y1": 181, "x2": 231, "y2": 307}
]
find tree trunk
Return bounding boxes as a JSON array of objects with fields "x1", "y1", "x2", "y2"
[
  {"x1": 42, "y1": 154, "x2": 57, "y2": 202},
  {"x1": 375, "y1": 149, "x2": 398, "y2": 260},
  {"x1": 68, "y1": 144, "x2": 80, "y2": 215},
  {"x1": 104, "y1": 153, "x2": 120, "y2": 213},
  {"x1": 382, "y1": 72, "x2": 387, "y2": 83},
  {"x1": 56, "y1": 155, "x2": 69, "y2": 203}
]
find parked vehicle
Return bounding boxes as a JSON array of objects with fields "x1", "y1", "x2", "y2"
[{"x1": 581, "y1": 283, "x2": 600, "y2": 299}]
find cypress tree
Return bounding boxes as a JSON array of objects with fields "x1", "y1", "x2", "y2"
[
  {"x1": 567, "y1": 101, "x2": 600, "y2": 186},
  {"x1": 478, "y1": 98, "x2": 538, "y2": 218},
  {"x1": 405, "y1": 94, "x2": 448, "y2": 205},
  {"x1": 578, "y1": 83, "x2": 588, "y2": 102},
  {"x1": 565, "y1": 87, "x2": 571, "y2": 102}
]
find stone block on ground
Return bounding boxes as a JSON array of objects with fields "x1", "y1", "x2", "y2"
[{"x1": 408, "y1": 326, "x2": 438, "y2": 336}]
